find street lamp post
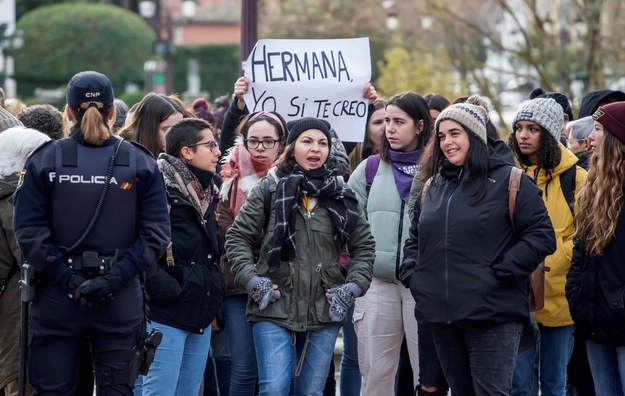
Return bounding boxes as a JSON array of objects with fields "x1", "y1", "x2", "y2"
[
  {"x1": 240, "y1": 0, "x2": 258, "y2": 76},
  {"x1": 0, "y1": 24, "x2": 24, "y2": 98},
  {"x1": 139, "y1": 0, "x2": 196, "y2": 94}
]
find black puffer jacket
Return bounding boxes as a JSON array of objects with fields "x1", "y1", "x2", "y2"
[
  {"x1": 401, "y1": 145, "x2": 555, "y2": 325},
  {"x1": 566, "y1": 191, "x2": 625, "y2": 346},
  {"x1": 145, "y1": 187, "x2": 225, "y2": 333}
]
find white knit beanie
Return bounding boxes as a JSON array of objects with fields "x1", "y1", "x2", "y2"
[
  {"x1": 512, "y1": 98, "x2": 563, "y2": 142},
  {"x1": 435, "y1": 101, "x2": 488, "y2": 144}
]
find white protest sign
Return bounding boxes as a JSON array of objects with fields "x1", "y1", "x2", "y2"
[{"x1": 243, "y1": 38, "x2": 371, "y2": 142}]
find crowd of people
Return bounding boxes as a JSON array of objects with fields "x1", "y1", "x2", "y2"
[{"x1": 1, "y1": 69, "x2": 625, "y2": 396}]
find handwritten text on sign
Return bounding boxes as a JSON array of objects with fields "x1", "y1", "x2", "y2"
[{"x1": 243, "y1": 38, "x2": 371, "y2": 142}]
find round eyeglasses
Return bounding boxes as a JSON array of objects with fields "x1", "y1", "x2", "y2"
[
  {"x1": 245, "y1": 138, "x2": 279, "y2": 149},
  {"x1": 188, "y1": 140, "x2": 218, "y2": 153}
]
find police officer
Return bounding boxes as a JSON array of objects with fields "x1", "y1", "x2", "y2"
[{"x1": 13, "y1": 71, "x2": 170, "y2": 395}]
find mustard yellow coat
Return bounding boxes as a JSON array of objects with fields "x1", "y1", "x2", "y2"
[{"x1": 521, "y1": 144, "x2": 587, "y2": 327}]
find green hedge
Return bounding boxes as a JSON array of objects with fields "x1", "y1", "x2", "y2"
[
  {"x1": 15, "y1": 3, "x2": 154, "y2": 99},
  {"x1": 172, "y1": 45, "x2": 240, "y2": 100}
]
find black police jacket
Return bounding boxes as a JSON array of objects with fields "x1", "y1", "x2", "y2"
[
  {"x1": 145, "y1": 187, "x2": 225, "y2": 334},
  {"x1": 13, "y1": 133, "x2": 170, "y2": 289}
]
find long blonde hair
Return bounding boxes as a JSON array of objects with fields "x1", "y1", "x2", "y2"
[{"x1": 574, "y1": 131, "x2": 625, "y2": 255}]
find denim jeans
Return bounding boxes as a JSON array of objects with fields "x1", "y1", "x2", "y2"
[
  {"x1": 137, "y1": 321, "x2": 211, "y2": 396},
  {"x1": 252, "y1": 321, "x2": 339, "y2": 396},
  {"x1": 511, "y1": 343, "x2": 539, "y2": 396},
  {"x1": 512, "y1": 324, "x2": 574, "y2": 396},
  {"x1": 223, "y1": 295, "x2": 258, "y2": 395},
  {"x1": 210, "y1": 328, "x2": 231, "y2": 396},
  {"x1": 586, "y1": 340, "x2": 625, "y2": 395},
  {"x1": 340, "y1": 305, "x2": 361, "y2": 396},
  {"x1": 431, "y1": 321, "x2": 522, "y2": 396}
]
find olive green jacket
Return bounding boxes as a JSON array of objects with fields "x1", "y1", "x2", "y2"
[
  {"x1": 0, "y1": 175, "x2": 21, "y2": 388},
  {"x1": 225, "y1": 170, "x2": 375, "y2": 331}
]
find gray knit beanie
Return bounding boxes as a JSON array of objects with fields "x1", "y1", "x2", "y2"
[
  {"x1": 0, "y1": 105, "x2": 23, "y2": 133},
  {"x1": 435, "y1": 101, "x2": 488, "y2": 144},
  {"x1": 512, "y1": 98, "x2": 563, "y2": 142}
]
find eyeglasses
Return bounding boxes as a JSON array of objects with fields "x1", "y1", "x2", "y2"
[
  {"x1": 245, "y1": 138, "x2": 278, "y2": 149},
  {"x1": 188, "y1": 140, "x2": 218, "y2": 153}
]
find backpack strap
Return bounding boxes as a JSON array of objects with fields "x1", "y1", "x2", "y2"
[
  {"x1": 60, "y1": 139, "x2": 78, "y2": 167},
  {"x1": 115, "y1": 140, "x2": 131, "y2": 166},
  {"x1": 59, "y1": 138, "x2": 131, "y2": 167},
  {"x1": 419, "y1": 177, "x2": 433, "y2": 210},
  {"x1": 365, "y1": 154, "x2": 381, "y2": 194},
  {"x1": 508, "y1": 167, "x2": 523, "y2": 233},
  {"x1": 559, "y1": 166, "x2": 577, "y2": 216}
]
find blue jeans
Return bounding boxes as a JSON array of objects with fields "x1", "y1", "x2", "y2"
[
  {"x1": 137, "y1": 321, "x2": 211, "y2": 396},
  {"x1": 340, "y1": 305, "x2": 361, "y2": 396},
  {"x1": 512, "y1": 343, "x2": 540, "y2": 396},
  {"x1": 223, "y1": 295, "x2": 258, "y2": 395},
  {"x1": 210, "y1": 328, "x2": 231, "y2": 396},
  {"x1": 512, "y1": 324, "x2": 574, "y2": 396},
  {"x1": 252, "y1": 321, "x2": 339, "y2": 396},
  {"x1": 431, "y1": 321, "x2": 522, "y2": 396},
  {"x1": 586, "y1": 340, "x2": 625, "y2": 395}
]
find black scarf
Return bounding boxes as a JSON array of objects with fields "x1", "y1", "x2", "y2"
[{"x1": 267, "y1": 164, "x2": 359, "y2": 268}]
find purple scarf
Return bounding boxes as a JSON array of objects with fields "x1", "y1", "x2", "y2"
[{"x1": 388, "y1": 149, "x2": 422, "y2": 203}]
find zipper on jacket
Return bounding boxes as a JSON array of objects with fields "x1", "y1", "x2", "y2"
[
  {"x1": 395, "y1": 201, "x2": 406, "y2": 280},
  {"x1": 444, "y1": 186, "x2": 458, "y2": 324}
]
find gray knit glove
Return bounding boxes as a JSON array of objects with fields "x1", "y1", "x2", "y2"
[
  {"x1": 246, "y1": 275, "x2": 281, "y2": 310},
  {"x1": 328, "y1": 282, "x2": 362, "y2": 322}
]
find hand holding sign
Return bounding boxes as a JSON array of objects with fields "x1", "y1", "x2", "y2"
[{"x1": 233, "y1": 77, "x2": 249, "y2": 111}]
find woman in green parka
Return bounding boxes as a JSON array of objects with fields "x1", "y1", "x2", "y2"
[{"x1": 225, "y1": 117, "x2": 375, "y2": 396}]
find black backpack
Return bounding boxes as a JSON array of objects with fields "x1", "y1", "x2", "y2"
[{"x1": 559, "y1": 166, "x2": 577, "y2": 215}]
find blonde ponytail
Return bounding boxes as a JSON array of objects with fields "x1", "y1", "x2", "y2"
[{"x1": 79, "y1": 106, "x2": 115, "y2": 145}]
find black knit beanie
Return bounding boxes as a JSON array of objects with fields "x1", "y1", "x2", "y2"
[
  {"x1": 530, "y1": 88, "x2": 574, "y2": 121},
  {"x1": 286, "y1": 117, "x2": 332, "y2": 149}
]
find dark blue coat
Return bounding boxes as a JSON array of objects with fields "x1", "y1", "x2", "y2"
[{"x1": 13, "y1": 133, "x2": 170, "y2": 288}]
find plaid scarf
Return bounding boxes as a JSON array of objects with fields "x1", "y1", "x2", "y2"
[
  {"x1": 267, "y1": 164, "x2": 359, "y2": 268},
  {"x1": 157, "y1": 153, "x2": 215, "y2": 216}
]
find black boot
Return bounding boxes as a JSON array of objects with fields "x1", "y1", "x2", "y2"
[{"x1": 415, "y1": 384, "x2": 448, "y2": 396}]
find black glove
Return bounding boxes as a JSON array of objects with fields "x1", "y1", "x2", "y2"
[
  {"x1": 72, "y1": 274, "x2": 123, "y2": 310},
  {"x1": 66, "y1": 274, "x2": 86, "y2": 298}
]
